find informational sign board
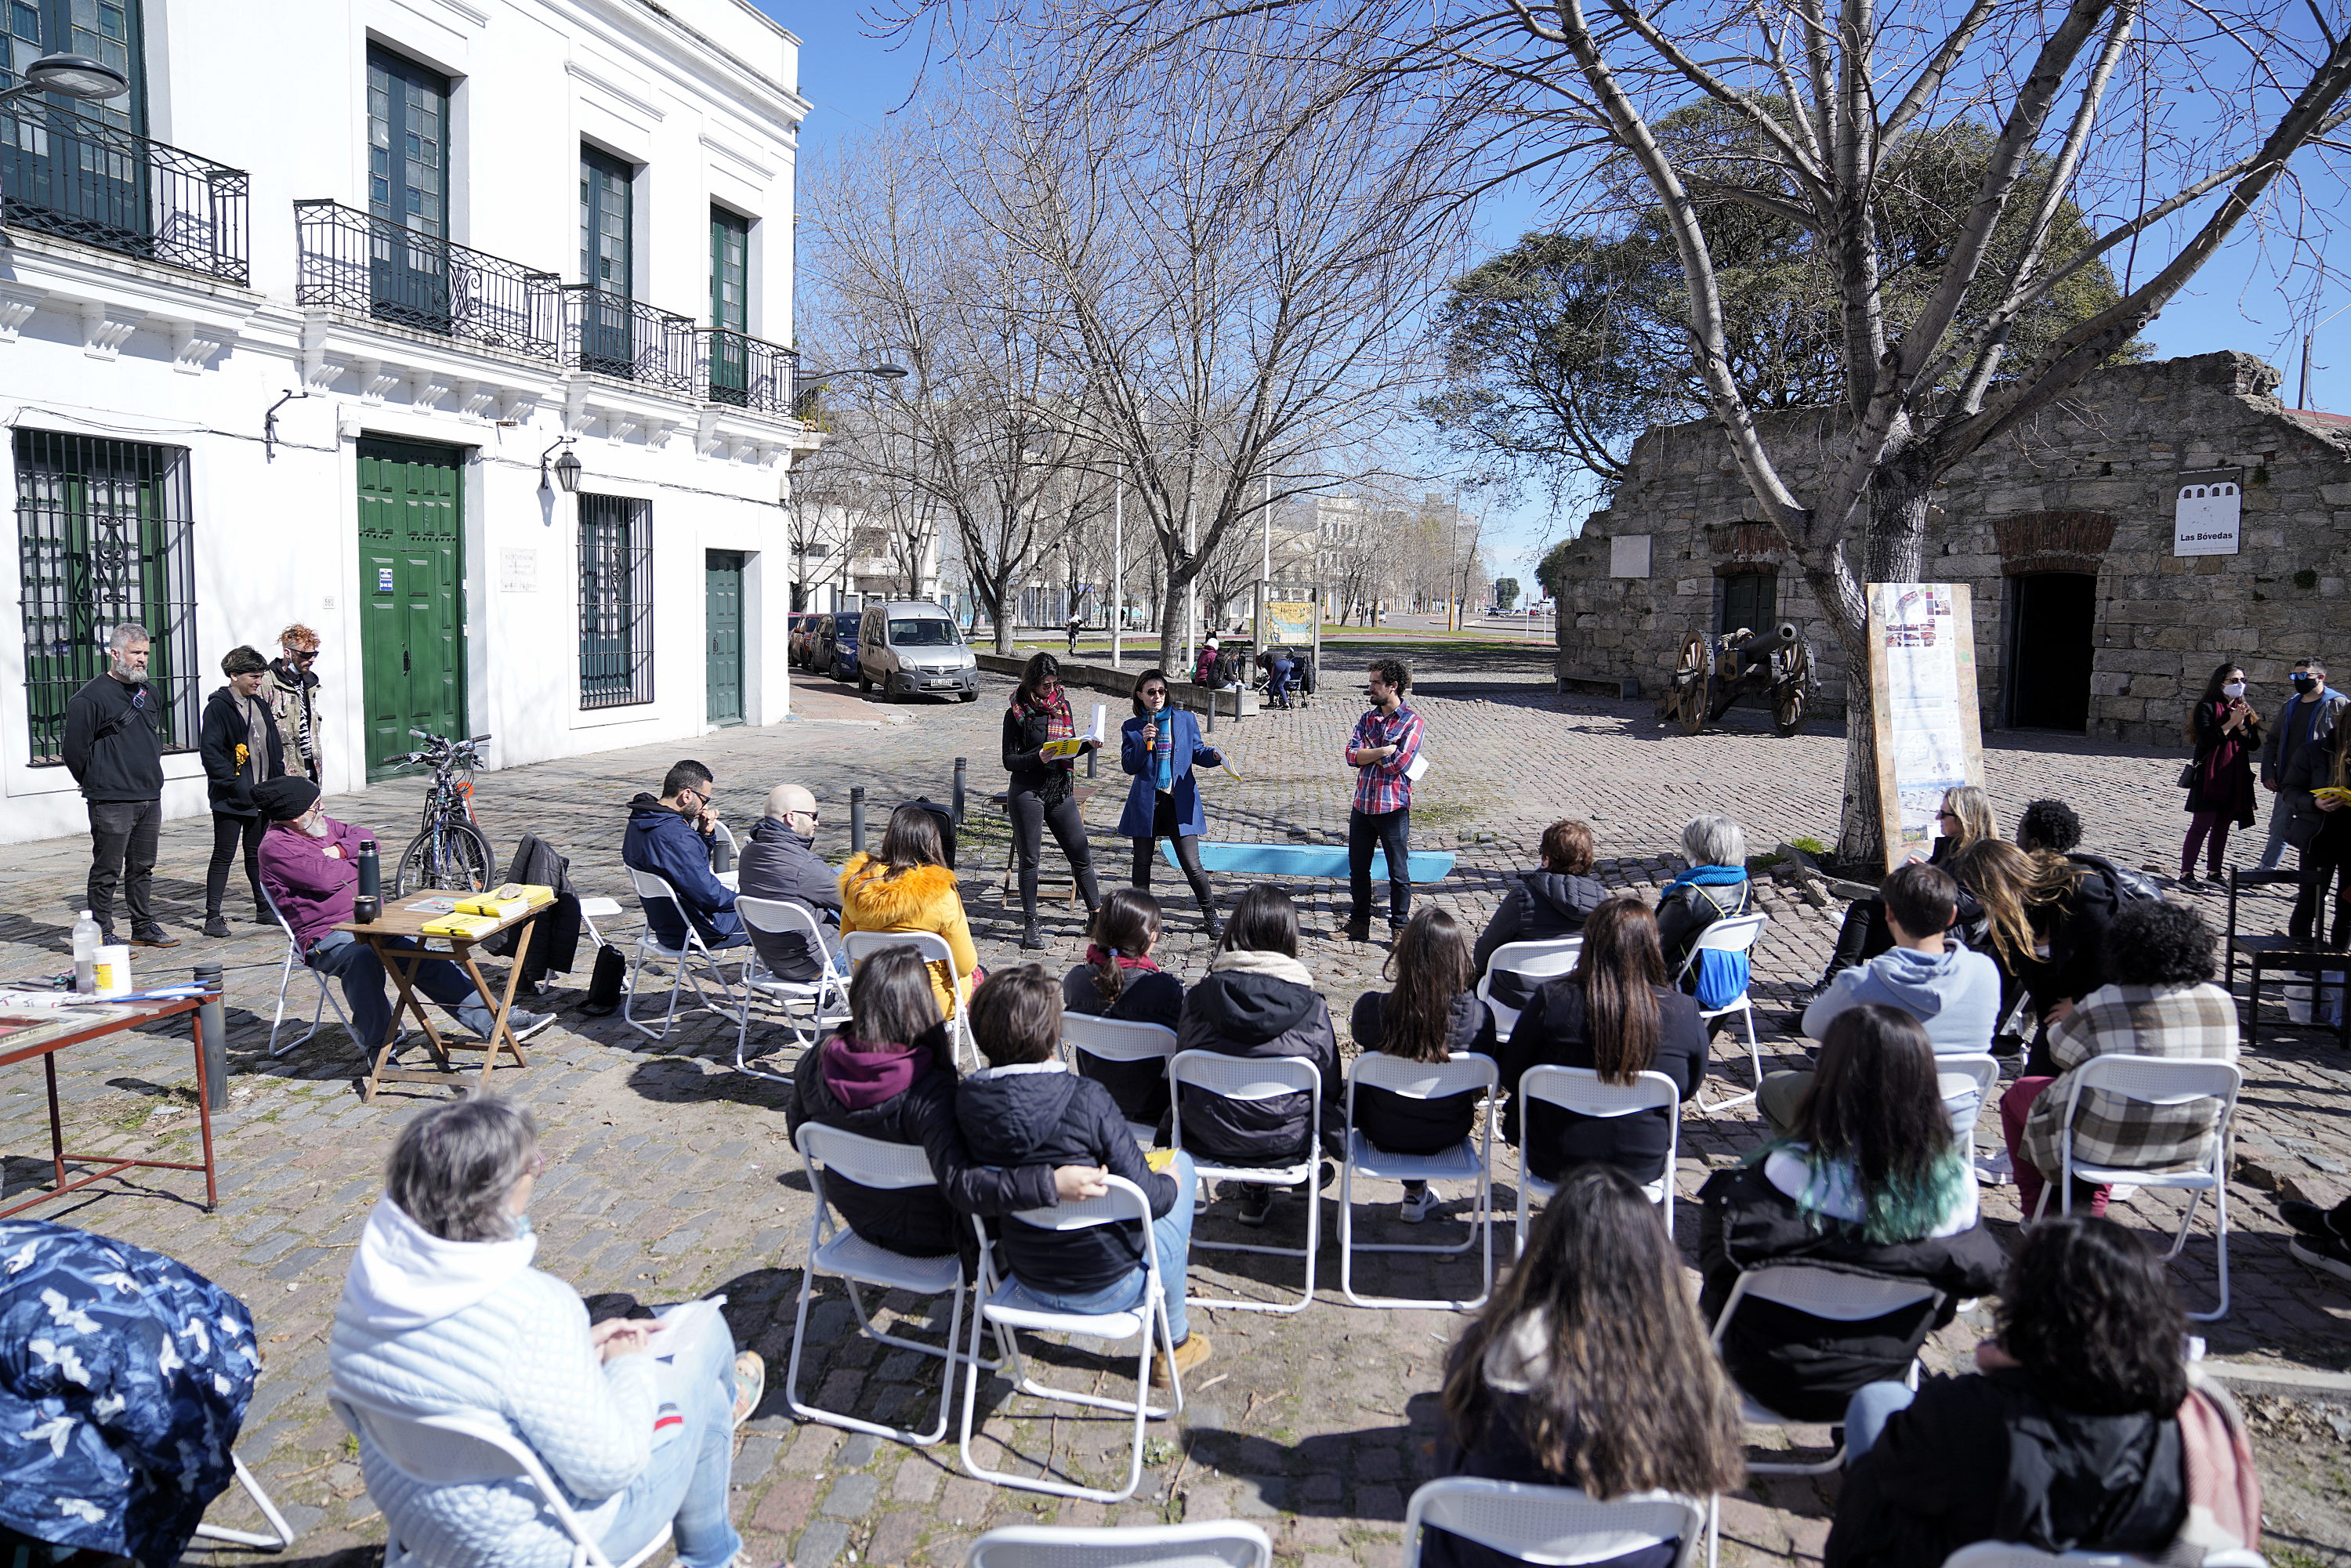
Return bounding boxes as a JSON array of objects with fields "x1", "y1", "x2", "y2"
[
  {"x1": 1866, "y1": 582, "x2": 1986, "y2": 871},
  {"x1": 1255, "y1": 581, "x2": 1321, "y2": 672},
  {"x1": 2172, "y1": 469, "x2": 2244, "y2": 557}
]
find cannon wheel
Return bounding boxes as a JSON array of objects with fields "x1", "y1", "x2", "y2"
[
  {"x1": 1672, "y1": 633, "x2": 1713, "y2": 733},
  {"x1": 1772, "y1": 639, "x2": 1814, "y2": 737}
]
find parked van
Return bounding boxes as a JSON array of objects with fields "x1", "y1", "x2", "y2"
[{"x1": 857, "y1": 600, "x2": 980, "y2": 701}]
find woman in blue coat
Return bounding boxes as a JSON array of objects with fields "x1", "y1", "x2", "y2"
[{"x1": 1121, "y1": 668, "x2": 1226, "y2": 936}]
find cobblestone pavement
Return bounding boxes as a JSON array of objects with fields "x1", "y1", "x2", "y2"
[{"x1": 5, "y1": 641, "x2": 2349, "y2": 1568}]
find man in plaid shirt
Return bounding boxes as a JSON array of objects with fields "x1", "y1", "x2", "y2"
[
  {"x1": 1344, "y1": 657, "x2": 1424, "y2": 940},
  {"x1": 2001, "y1": 900, "x2": 2240, "y2": 1220}
]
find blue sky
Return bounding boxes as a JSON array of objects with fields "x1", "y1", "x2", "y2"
[{"x1": 763, "y1": 1, "x2": 2343, "y2": 588}]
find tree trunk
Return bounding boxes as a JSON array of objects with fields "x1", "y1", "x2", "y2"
[
  {"x1": 1824, "y1": 456, "x2": 1934, "y2": 868},
  {"x1": 1157, "y1": 585, "x2": 1186, "y2": 678}
]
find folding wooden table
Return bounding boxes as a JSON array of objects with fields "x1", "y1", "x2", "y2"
[
  {"x1": 0, "y1": 996, "x2": 219, "y2": 1217},
  {"x1": 335, "y1": 891, "x2": 545, "y2": 1103}
]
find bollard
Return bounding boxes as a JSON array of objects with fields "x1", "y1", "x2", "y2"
[
  {"x1": 194, "y1": 963, "x2": 226, "y2": 1111},
  {"x1": 850, "y1": 786, "x2": 867, "y2": 855},
  {"x1": 1206, "y1": 693, "x2": 1218, "y2": 734},
  {"x1": 953, "y1": 757, "x2": 967, "y2": 825},
  {"x1": 1085, "y1": 741, "x2": 1097, "y2": 778}
]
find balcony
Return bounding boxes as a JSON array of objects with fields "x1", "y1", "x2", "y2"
[
  {"x1": 559, "y1": 284, "x2": 695, "y2": 395},
  {"x1": 295, "y1": 200, "x2": 559, "y2": 358},
  {"x1": 700, "y1": 328, "x2": 799, "y2": 415},
  {"x1": 0, "y1": 103, "x2": 248, "y2": 285}
]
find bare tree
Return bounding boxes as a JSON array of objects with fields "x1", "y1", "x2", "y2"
[{"x1": 922, "y1": 0, "x2": 2351, "y2": 857}]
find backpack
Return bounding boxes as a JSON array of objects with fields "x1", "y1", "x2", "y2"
[{"x1": 2067, "y1": 852, "x2": 2164, "y2": 907}]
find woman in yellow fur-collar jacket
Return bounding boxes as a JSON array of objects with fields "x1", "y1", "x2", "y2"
[{"x1": 838, "y1": 804, "x2": 980, "y2": 1017}]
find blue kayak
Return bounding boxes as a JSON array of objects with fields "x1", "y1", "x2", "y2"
[{"x1": 1163, "y1": 840, "x2": 1457, "y2": 882}]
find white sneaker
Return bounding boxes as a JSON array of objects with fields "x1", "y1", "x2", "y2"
[
  {"x1": 1973, "y1": 1151, "x2": 2013, "y2": 1186},
  {"x1": 1398, "y1": 1186, "x2": 1438, "y2": 1223}
]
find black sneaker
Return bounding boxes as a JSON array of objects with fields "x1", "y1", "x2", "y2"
[
  {"x1": 201, "y1": 913, "x2": 232, "y2": 940},
  {"x1": 1236, "y1": 1186, "x2": 1275, "y2": 1226},
  {"x1": 1019, "y1": 919, "x2": 1045, "y2": 951},
  {"x1": 1344, "y1": 919, "x2": 1371, "y2": 943},
  {"x1": 129, "y1": 926, "x2": 179, "y2": 949},
  {"x1": 248, "y1": 907, "x2": 277, "y2": 925},
  {"x1": 2291, "y1": 1232, "x2": 2351, "y2": 1284},
  {"x1": 2278, "y1": 1199, "x2": 2348, "y2": 1240}
]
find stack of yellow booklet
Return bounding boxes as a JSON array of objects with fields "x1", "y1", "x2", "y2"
[{"x1": 419, "y1": 911, "x2": 504, "y2": 941}]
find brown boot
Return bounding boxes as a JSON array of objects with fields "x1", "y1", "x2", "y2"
[{"x1": 1151, "y1": 1331, "x2": 1212, "y2": 1387}]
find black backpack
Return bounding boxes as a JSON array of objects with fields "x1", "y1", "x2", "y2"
[{"x1": 2068, "y1": 852, "x2": 2164, "y2": 907}]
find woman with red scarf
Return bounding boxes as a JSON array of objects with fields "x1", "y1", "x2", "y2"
[
  {"x1": 2180, "y1": 661, "x2": 2261, "y2": 889},
  {"x1": 1003, "y1": 652, "x2": 1103, "y2": 948},
  {"x1": 1062, "y1": 887, "x2": 1183, "y2": 1128}
]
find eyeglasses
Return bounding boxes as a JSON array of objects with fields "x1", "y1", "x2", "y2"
[
  {"x1": 527, "y1": 1150, "x2": 545, "y2": 1176},
  {"x1": 791, "y1": 808, "x2": 821, "y2": 824},
  {"x1": 1936, "y1": 809, "x2": 1958, "y2": 820},
  {"x1": 1139, "y1": 686, "x2": 1167, "y2": 697}
]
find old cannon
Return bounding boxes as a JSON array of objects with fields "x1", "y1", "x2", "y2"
[{"x1": 1657, "y1": 620, "x2": 1817, "y2": 737}]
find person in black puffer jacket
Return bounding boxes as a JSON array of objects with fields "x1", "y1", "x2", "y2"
[
  {"x1": 1499, "y1": 898, "x2": 1706, "y2": 1190},
  {"x1": 1063, "y1": 888, "x2": 1185, "y2": 1128},
  {"x1": 1828, "y1": 1215, "x2": 2262, "y2": 1567},
  {"x1": 1700, "y1": 1006, "x2": 2005, "y2": 1425},
  {"x1": 1175, "y1": 885, "x2": 1342, "y2": 1227},
  {"x1": 1471, "y1": 820, "x2": 1608, "y2": 1010},
  {"x1": 1350, "y1": 907, "x2": 1487, "y2": 1224},
  {"x1": 785, "y1": 947, "x2": 1070, "y2": 1265},
  {"x1": 957, "y1": 964, "x2": 1212, "y2": 1384}
]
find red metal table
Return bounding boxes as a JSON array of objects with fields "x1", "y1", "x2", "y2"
[{"x1": 0, "y1": 996, "x2": 218, "y2": 1219}]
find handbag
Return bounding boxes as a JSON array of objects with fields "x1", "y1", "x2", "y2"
[{"x1": 2177, "y1": 759, "x2": 2197, "y2": 789}]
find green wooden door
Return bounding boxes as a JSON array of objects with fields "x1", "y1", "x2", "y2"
[
  {"x1": 358, "y1": 438, "x2": 465, "y2": 778},
  {"x1": 1719, "y1": 570, "x2": 1777, "y2": 636},
  {"x1": 706, "y1": 549, "x2": 744, "y2": 726}
]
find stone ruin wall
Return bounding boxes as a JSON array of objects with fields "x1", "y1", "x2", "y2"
[{"x1": 1554, "y1": 352, "x2": 2351, "y2": 746}]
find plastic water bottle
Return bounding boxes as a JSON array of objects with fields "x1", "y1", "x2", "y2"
[{"x1": 71, "y1": 909, "x2": 100, "y2": 994}]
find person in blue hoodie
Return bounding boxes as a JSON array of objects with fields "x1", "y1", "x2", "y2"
[
  {"x1": 621, "y1": 759, "x2": 744, "y2": 951},
  {"x1": 1766, "y1": 862, "x2": 2001, "y2": 1136}
]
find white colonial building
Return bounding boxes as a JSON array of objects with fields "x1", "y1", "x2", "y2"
[{"x1": 0, "y1": 0, "x2": 822, "y2": 844}]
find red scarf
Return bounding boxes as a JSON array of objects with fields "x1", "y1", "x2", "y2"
[
  {"x1": 1014, "y1": 686, "x2": 1075, "y2": 751},
  {"x1": 1085, "y1": 944, "x2": 1161, "y2": 972}
]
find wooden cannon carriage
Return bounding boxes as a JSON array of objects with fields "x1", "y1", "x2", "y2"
[{"x1": 1656, "y1": 620, "x2": 1817, "y2": 737}]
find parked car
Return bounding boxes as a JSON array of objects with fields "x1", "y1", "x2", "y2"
[
  {"x1": 788, "y1": 612, "x2": 822, "y2": 668},
  {"x1": 820, "y1": 611, "x2": 863, "y2": 683},
  {"x1": 857, "y1": 599, "x2": 980, "y2": 701}
]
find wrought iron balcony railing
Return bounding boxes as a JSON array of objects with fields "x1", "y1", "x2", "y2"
[
  {"x1": 0, "y1": 103, "x2": 248, "y2": 284},
  {"x1": 559, "y1": 284, "x2": 696, "y2": 394},
  {"x1": 700, "y1": 328, "x2": 799, "y2": 415},
  {"x1": 294, "y1": 200, "x2": 560, "y2": 358}
]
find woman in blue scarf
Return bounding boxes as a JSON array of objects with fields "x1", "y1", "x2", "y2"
[
  {"x1": 1656, "y1": 813, "x2": 1754, "y2": 997},
  {"x1": 1118, "y1": 668, "x2": 1226, "y2": 936}
]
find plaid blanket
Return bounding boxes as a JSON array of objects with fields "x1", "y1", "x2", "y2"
[{"x1": 2023, "y1": 982, "x2": 2240, "y2": 1176}]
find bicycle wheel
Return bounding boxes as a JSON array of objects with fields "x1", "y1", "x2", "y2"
[{"x1": 395, "y1": 820, "x2": 494, "y2": 895}]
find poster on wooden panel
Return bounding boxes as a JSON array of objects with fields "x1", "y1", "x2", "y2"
[{"x1": 1866, "y1": 582, "x2": 1986, "y2": 871}]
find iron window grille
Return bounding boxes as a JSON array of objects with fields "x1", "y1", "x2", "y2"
[
  {"x1": 578, "y1": 494, "x2": 654, "y2": 708},
  {"x1": 16, "y1": 429, "x2": 199, "y2": 765}
]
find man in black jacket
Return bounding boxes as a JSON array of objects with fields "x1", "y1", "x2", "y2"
[
  {"x1": 62, "y1": 623, "x2": 175, "y2": 947},
  {"x1": 737, "y1": 782, "x2": 843, "y2": 982}
]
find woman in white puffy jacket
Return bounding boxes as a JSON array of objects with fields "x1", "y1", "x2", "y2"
[{"x1": 330, "y1": 1097, "x2": 759, "y2": 1568}]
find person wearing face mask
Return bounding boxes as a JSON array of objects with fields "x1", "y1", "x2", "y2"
[
  {"x1": 255, "y1": 775, "x2": 552, "y2": 1053},
  {"x1": 2179, "y1": 662, "x2": 2261, "y2": 889},
  {"x1": 1119, "y1": 668, "x2": 1226, "y2": 936},
  {"x1": 2256, "y1": 657, "x2": 2349, "y2": 872},
  {"x1": 621, "y1": 759, "x2": 745, "y2": 953}
]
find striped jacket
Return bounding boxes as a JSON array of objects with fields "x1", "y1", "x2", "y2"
[{"x1": 2023, "y1": 981, "x2": 2240, "y2": 1178}]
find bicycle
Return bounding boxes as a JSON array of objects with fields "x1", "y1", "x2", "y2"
[{"x1": 387, "y1": 730, "x2": 496, "y2": 896}]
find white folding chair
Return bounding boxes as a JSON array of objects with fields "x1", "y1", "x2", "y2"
[
  {"x1": 1403, "y1": 1476, "x2": 1710, "y2": 1568},
  {"x1": 1168, "y1": 1050, "x2": 1324, "y2": 1314},
  {"x1": 788, "y1": 1123, "x2": 976, "y2": 1446},
  {"x1": 966, "y1": 1519, "x2": 1272, "y2": 1568},
  {"x1": 731, "y1": 896, "x2": 852, "y2": 1081},
  {"x1": 1937, "y1": 1050, "x2": 2002, "y2": 1139},
  {"x1": 262, "y1": 882, "x2": 355, "y2": 1058},
  {"x1": 843, "y1": 929, "x2": 977, "y2": 1070},
  {"x1": 329, "y1": 1386, "x2": 672, "y2": 1568},
  {"x1": 1709, "y1": 1262, "x2": 1942, "y2": 1475},
  {"x1": 1514, "y1": 1065, "x2": 1682, "y2": 1255},
  {"x1": 2032, "y1": 1054, "x2": 2241, "y2": 1322},
  {"x1": 1061, "y1": 1013, "x2": 1180, "y2": 1143},
  {"x1": 959, "y1": 1175, "x2": 1183, "y2": 1504},
  {"x1": 1940, "y1": 1548, "x2": 2268, "y2": 1568},
  {"x1": 1336, "y1": 1052, "x2": 1497, "y2": 1309},
  {"x1": 577, "y1": 895, "x2": 624, "y2": 949},
  {"x1": 192, "y1": 1451, "x2": 299, "y2": 1549},
  {"x1": 1475, "y1": 937, "x2": 1584, "y2": 1041},
  {"x1": 621, "y1": 867, "x2": 741, "y2": 1041},
  {"x1": 1675, "y1": 912, "x2": 1770, "y2": 1111}
]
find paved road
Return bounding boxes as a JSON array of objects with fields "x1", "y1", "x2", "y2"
[{"x1": 5, "y1": 638, "x2": 2347, "y2": 1566}]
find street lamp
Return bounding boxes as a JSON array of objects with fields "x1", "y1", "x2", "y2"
[
  {"x1": 0, "y1": 53, "x2": 132, "y2": 104},
  {"x1": 790, "y1": 362, "x2": 908, "y2": 421},
  {"x1": 538, "y1": 438, "x2": 581, "y2": 494}
]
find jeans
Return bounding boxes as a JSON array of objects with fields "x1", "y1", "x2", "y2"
[
  {"x1": 1008, "y1": 784, "x2": 1101, "y2": 919},
  {"x1": 1842, "y1": 1381, "x2": 1918, "y2": 1464},
  {"x1": 206, "y1": 812, "x2": 267, "y2": 916},
  {"x1": 1132, "y1": 795, "x2": 1216, "y2": 916},
  {"x1": 998, "y1": 1152, "x2": 1197, "y2": 1345},
  {"x1": 1999, "y1": 1075, "x2": 2110, "y2": 1220},
  {"x1": 2258, "y1": 791, "x2": 2297, "y2": 871},
  {"x1": 306, "y1": 932, "x2": 496, "y2": 1050},
  {"x1": 1348, "y1": 806, "x2": 1411, "y2": 928},
  {"x1": 86, "y1": 797, "x2": 161, "y2": 935},
  {"x1": 599, "y1": 1303, "x2": 744, "y2": 1568}
]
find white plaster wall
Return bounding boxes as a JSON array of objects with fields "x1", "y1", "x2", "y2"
[{"x1": 0, "y1": 0, "x2": 814, "y2": 846}]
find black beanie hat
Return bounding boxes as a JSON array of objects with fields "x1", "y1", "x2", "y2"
[{"x1": 252, "y1": 775, "x2": 321, "y2": 821}]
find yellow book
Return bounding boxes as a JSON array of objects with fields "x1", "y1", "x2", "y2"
[
  {"x1": 1143, "y1": 1148, "x2": 1179, "y2": 1173},
  {"x1": 420, "y1": 912, "x2": 503, "y2": 941},
  {"x1": 491, "y1": 882, "x2": 557, "y2": 907},
  {"x1": 2317, "y1": 788, "x2": 2351, "y2": 808},
  {"x1": 456, "y1": 895, "x2": 530, "y2": 919}
]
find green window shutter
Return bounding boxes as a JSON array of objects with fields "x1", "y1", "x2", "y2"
[{"x1": 710, "y1": 206, "x2": 748, "y2": 331}]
